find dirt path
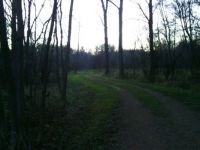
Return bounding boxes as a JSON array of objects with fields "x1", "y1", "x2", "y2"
[
  {"x1": 114, "y1": 85, "x2": 200, "y2": 150},
  {"x1": 87, "y1": 77, "x2": 200, "y2": 150},
  {"x1": 112, "y1": 86, "x2": 167, "y2": 150},
  {"x1": 144, "y1": 90, "x2": 200, "y2": 149}
]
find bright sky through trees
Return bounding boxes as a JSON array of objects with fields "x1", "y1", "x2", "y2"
[
  {"x1": 71, "y1": 0, "x2": 149, "y2": 50},
  {"x1": 33, "y1": 0, "x2": 161, "y2": 51}
]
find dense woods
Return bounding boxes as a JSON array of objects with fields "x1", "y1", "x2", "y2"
[{"x1": 0, "y1": 0, "x2": 200, "y2": 149}]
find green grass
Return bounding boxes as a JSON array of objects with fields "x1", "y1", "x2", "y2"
[
  {"x1": 10, "y1": 73, "x2": 120, "y2": 150},
  {"x1": 64, "y1": 74, "x2": 120, "y2": 149},
  {"x1": 81, "y1": 72, "x2": 166, "y2": 117},
  {"x1": 135, "y1": 82, "x2": 200, "y2": 111},
  {"x1": 83, "y1": 71, "x2": 200, "y2": 111}
]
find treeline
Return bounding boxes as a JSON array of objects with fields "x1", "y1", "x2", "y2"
[{"x1": 68, "y1": 41, "x2": 200, "y2": 81}]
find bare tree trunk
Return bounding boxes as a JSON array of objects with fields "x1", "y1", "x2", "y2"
[
  {"x1": 62, "y1": 0, "x2": 74, "y2": 109},
  {"x1": 10, "y1": 0, "x2": 25, "y2": 148},
  {"x1": 75, "y1": 22, "x2": 80, "y2": 73},
  {"x1": 109, "y1": 0, "x2": 124, "y2": 77},
  {"x1": 119, "y1": 0, "x2": 124, "y2": 77},
  {"x1": 41, "y1": 0, "x2": 57, "y2": 110},
  {"x1": 104, "y1": 13, "x2": 110, "y2": 75},
  {"x1": 0, "y1": 0, "x2": 16, "y2": 144},
  {"x1": 100, "y1": 0, "x2": 110, "y2": 75},
  {"x1": 0, "y1": 0, "x2": 12, "y2": 87},
  {"x1": 54, "y1": 13, "x2": 61, "y2": 92},
  {"x1": 26, "y1": 0, "x2": 34, "y2": 99},
  {"x1": 148, "y1": 0, "x2": 155, "y2": 82}
]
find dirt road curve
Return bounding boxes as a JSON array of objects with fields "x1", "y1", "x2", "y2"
[{"x1": 112, "y1": 85, "x2": 200, "y2": 150}]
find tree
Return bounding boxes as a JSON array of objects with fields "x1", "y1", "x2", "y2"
[
  {"x1": 10, "y1": 0, "x2": 25, "y2": 147},
  {"x1": 158, "y1": 0, "x2": 177, "y2": 80},
  {"x1": 41, "y1": 0, "x2": 57, "y2": 109},
  {"x1": 100, "y1": 0, "x2": 110, "y2": 75},
  {"x1": 138, "y1": 0, "x2": 156, "y2": 82},
  {"x1": 0, "y1": 0, "x2": 16, "y2": 147},
  {"x1": 109, "y1": 0, "x2": 125, "y2": 77},
  {"x1": 61, "y1": 0, "x2": 74, "y2": 109},
  {"x1": 173, "y1": 0, "x2": 200, "y2": 79}
]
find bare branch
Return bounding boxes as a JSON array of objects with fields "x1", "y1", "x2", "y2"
[
  {"x1": 108, "y1": 0, "x2": 119, "y2": 9},
  {"x1": 138, "y1": 3, "x2": 148, "y2": 21},
  {"x1": 99, "y1": 15, "x2": 104, "y2": 26},
  {"x1": 34, "y1": 18, "x2": 51, "y2": 43},
  {"x1": 30, "y1": 0, "x2": 46, "y2": 30},
  {"x1": 100, "y1": 0, "x2": 106, "y2": 11}
]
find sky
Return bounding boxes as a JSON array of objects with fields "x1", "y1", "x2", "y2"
[
  {"x1": 33, "y1": 0, "x2": 161, "y2": 51},
  {"x1": 71, "y1": 0, "x2": 149, "y2": 50}
]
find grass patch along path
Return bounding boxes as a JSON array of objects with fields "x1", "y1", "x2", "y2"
[{"x1": 64, "y1": 74, "x2": 121, "y2": 149}]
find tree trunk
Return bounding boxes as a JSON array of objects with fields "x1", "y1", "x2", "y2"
[
  {"x1": 119, "y1": 0, "x2": 124, "y2": 77},
  {"x1": 149, "y1": 0, "x2": 155, "y2": 82},
  {"x1": 100, "y1": 0, "x2": 110, "y2": 75},
  {"x1": 41, "y1": 0, "x2": 57, "y2": 110},
  {"x1": 62, "y1": 0, "x2": 74, "y2": 109},
  {"x1": 0, "y1": 0, "x2": 16, "y2": 143},
  {"x1": 10, "y1": 0, "x2": 25, "y2": 148}
]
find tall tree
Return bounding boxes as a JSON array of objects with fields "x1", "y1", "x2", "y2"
[
  {"x1": 41, "y1": 0, "x2": 57, "y2": 109},
  {"x1": 0, "y1": 0, "x2": 12, "y2": 87},
  {"x1": 10, "y1": 0, "x2": 25, "y2": 147},
  {"x1": 74, "y1": 22, "x2": 80, "y2": 73},
  {"x1": 138, "y1": 0, "x2": 156, "y2": 82},
  {"x1": 159, "y1": 0, "x2": 176, "y2": 80},
  {"x1": 0, "y1": 0, "x2": 16, "y2": 141},
  {"x1": 109, "y1": 0, "x2": 125, "y2": 77},
  {"x1": 100, "y1": 0, "x2": 110, "y2": 75},
  {"x1": 61, "y1": 0, "x2": 74, "y2": 109}
]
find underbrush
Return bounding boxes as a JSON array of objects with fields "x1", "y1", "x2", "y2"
[{"x1": 1, "y1": 74, "x2": 120, "y2": 150}]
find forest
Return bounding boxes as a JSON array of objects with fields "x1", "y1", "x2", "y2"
[{"x1": 0, "y1": 0, "x2": 200, "y2": 149}]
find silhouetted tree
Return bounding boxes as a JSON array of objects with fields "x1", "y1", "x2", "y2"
[
  {"x1": 61, "y1": 0, "x2": 74, "y2": 109},
  {"x1": 41, "y1": 0, "x2": 57, "y2": 109},
  {"x1": 11, "y1": 0, "x2": 25, "y2": 147},
  {"x1": 138, "y1": 0, "x2": 156, "y2": 82},
  {"x1": 158, "y1": 0, "x2": 177, "y2": 80},
  {"x1": 100, "y1": 0, "x2": 110, "y2": 75},
  {"x1": 0, "y1": 0, "x2": 16, "y2": 148},
  {"x1": 173, "y1": 0, "x2": 200, "y2": 79},
  {"x1": 109, "y1": 0, "x2": 125, "y2": 77}
]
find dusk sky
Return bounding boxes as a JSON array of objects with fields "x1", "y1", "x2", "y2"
[{"x1": 33, "y1": 0, "x2": 161, "y2": 51}]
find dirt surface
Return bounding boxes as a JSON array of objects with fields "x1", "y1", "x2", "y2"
[
  {"x1": 111, "y1": 86, "x2": 166, "y2": 150},
  {"x1": 113, "y1": 86, "x2": 200, "y2": 150},
  {"x1": 145, "y1": 90, "x2": 200, "y2": 149},
  {"x1": 87, "y1": 77, "x2": 200, "y2": 150}
]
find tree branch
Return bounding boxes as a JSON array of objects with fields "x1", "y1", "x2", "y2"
[
  {"x1": 138, "y1": 3, "x2": 149, "y2": 21},
  {"x1": 108, "y1": 0, "x2": 119, "y2": 9}
]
